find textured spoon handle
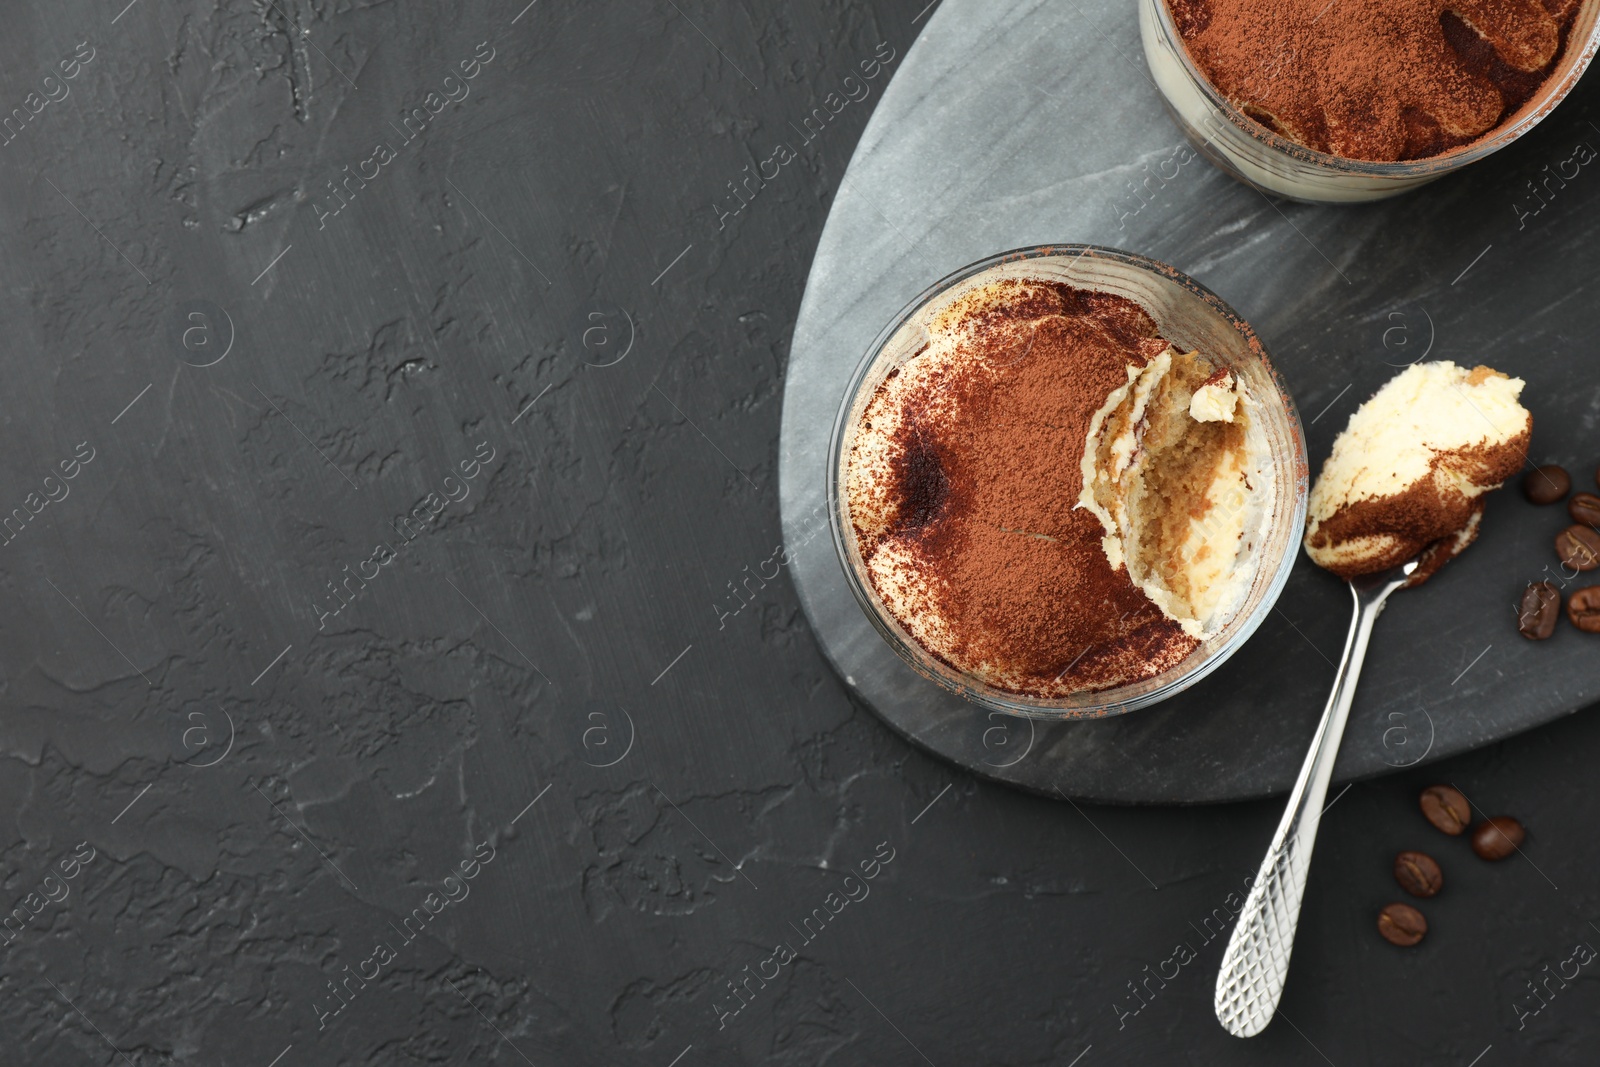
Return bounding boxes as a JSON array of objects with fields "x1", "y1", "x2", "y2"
[
  {"x1": 1214, "y1": 574, "x2": 1400, "y2": 1037},
  {"x1": 1213, "y1": 792, "x2": 1318, "y2": 1037}
]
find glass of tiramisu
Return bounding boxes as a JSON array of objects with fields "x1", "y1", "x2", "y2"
[
  {"x1": 829, "y1": 246, "x2": 1309, "y2": 718},
  {"x1": 1140, "y1": 0, "x2": 1600, "y2": 201}
]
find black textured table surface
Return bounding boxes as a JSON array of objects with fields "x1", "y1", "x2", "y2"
[{"x1": 3, "y1": 2, "x2": 1597, "y2": 1065}]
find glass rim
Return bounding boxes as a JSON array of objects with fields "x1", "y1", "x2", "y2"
[
  {"x1": 1148, "y1": 0, "x2": 1600, "y2": 176},
  {"x1": 826, "y1": 244, "x2": 1310, "y2": 720}
]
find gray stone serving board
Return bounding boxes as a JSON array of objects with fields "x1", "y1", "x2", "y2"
[{"x1": 777, "y1": 0, "x2": 1600, "y2": 804}]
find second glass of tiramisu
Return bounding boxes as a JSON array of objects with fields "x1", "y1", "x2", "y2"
[
  {"x1": 1141, "y1": 0, "x2": 1600, "y2": 201},
  {"x1": 830, "y1": 246, "x2": 1309, "y2": 718}
]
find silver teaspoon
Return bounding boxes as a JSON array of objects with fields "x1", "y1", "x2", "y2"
[{"x1": 1213, "y1": 556, "x2": 1420, "y2": 1037}]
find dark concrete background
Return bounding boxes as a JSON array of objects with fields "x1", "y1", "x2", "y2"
[{"x1": 0, "y1": 1, "x2": 1595, "y2": 1064}]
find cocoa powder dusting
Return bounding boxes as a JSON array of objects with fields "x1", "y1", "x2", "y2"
[
  {"x1": 851, "y1": 280, "x2": 1199, "y2": 697},
  {"x1": 1167, "y1": 0, "x2": 1583, "y2": 161}
]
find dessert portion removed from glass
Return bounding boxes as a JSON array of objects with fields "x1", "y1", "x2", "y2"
[
  {"x1": 829, "y1": 246, "x2": 1308, "y2": 719},
  {"x1": 1140, "y1": 0, "x2": 1600, "y2": 201},
  {"x1": 1305, "y1": 360, "x2": 1532, "y2": 582}
]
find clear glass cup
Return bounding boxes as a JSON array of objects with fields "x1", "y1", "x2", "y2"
[
  {"x1": 1139, "y1": 0, "x2": 1600, "y2": 202},
  {"x1": 828, "y1": 245, "x2": 1309, "y2": 720}
]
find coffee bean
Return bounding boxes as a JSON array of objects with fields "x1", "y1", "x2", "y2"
[
  {"x1": 1377, "y1": 902, "x2": 1427, "y2": 946},
  {"x1": 1556, "y1": 525, "x2": 1600, "y2": 571},
  {"x1": 1571, "y1": 492, "x2": 1600, "y2": 527},
  {"x1": 1569, "y1": 586, "x2": 1600, "y2": 633},
  {"x1": 1471, "y1": 816, "x2": 1525, "y2": 860},
  {"x1": 1524, "y1": 465, "x2": 1570, "y2": 504},
  {"x1": 1393, "y1": 851, "x2": 1443, "y2": 898},
  {"x1": 1419, "y1": 784, "x2": 1471, "y2": 835},
  {"x1": 1518, "y1": 581, "x2": 1561, "y2": 640}
]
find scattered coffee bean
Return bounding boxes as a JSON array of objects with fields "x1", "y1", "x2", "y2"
[
  {"x1": 1568, "y1": 586, "x2": 1600, "y2": 633},
  {"x1": 1524, "y1": 465, "x2": 1571, "y2": 504},
  {"x1": 1377, "y1": 902, "x2": 1428, "y2": 946},
  {"x1": 1471, "y1": 816, "x2": 1525, "y2": 861},
  {"x1": 1555, "y1": 525, "x2": 1600, "y2": 571},
  {"x1": 1419, "y1": 785, "x2": 1471, "y2": 835},
  {"x1": 1570, "y1": 492, "x2": 1600, "y2": 527},
  {"x1": 1394, "y1": 851, "x2": 1444, "y2": 898},
  {"x1": 1518, "y1": 582, "x2": 1561, "y2": 640}
]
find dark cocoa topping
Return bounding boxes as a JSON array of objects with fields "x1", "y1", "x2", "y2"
[{"x1": 887, "y1": 434, "x2": 951, "y2": 536}]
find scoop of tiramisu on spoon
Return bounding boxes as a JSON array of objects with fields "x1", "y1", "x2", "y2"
[{"x1": 1214, "y1": 361, "x2": 1532, "y2": 1037}]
